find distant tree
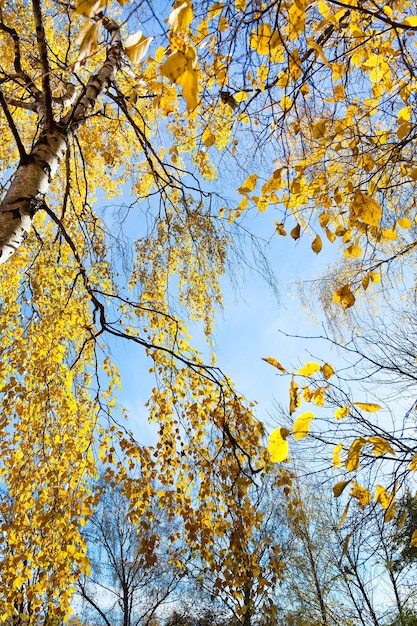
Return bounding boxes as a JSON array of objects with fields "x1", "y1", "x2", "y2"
[{"x1": 75, "y1": 481, "x2": 185, "y2": 626}]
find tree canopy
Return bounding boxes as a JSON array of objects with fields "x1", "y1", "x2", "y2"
[{"x1": 1, "y1": 0, "x2": 417, "y2": 621}]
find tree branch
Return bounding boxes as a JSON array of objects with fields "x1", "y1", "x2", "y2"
[
  {"x1": 0, "y1": 90, "x2": 27, "y2": 160},
  {"x1": 31, "y1": 0, "x2": 54, "y2": 129}
]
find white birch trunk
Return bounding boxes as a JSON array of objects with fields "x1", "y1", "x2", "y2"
[
  {"x1": 0, "y1": 19, "x2": 122, "y2": 265},
  {"x1": 0, "y1": 130, "x2": 67, "y2": 264}
]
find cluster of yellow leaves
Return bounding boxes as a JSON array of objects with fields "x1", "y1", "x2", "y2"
[{"x1": 159, "y1": 1, "x2": 199, "y2": 113}]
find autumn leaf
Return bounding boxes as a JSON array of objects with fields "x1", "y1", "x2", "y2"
[
  {"x1": 268, "y1": 427, "x2": 289, "y2": 462},
  {"x1": 167, "y1": 0, "x2": 193, "y2": 33},
  {"x1": 297, "y1": 362, "x2": 321, "y2": 377},
  {"x1": 75, "y1": 0, "x2": 106, "y2": 17},
  {"x1": 75, "y1": 21, "x2": 101, "y2": 67},
  {"x1": 346, "y1": 437, "x2": 367, "y2": 471},
  {"x1": 311, "y1": 234, "x2": 322, "y2": 254},
  {"x1": 332, "y1": 444, "x2": 343, "y2": 469},
  {"x1": 333, "y1": 284, "x2": 355, "y2": 309},
  {"x1": 353, "y1": 402, "x2": 382, "y2": 412},
  {"x1": 202, "y1": 127, "x2": 216, "y2": 147},
  {"x1": 124, "y1": 32, "x2": 153, "y2": 64},
  {"x1": 290, "y1": 223, "x2": 301, "y2": 240},
  {"x1": 350, "y1": 192, "x2": 382, "y2": 227},
  {"x1": 237, "y1": 174, "x2": 258, "y2": 194},
  {"x1": 322, "y1": 363, "x2": 334, "y2": 379},
  {"x1": 368, "y1": 436, "x2": 395, "y2": 456},
  {"x1": 262, "y1": 356, "x2": 287, "y2": 373},
  {"x1": 333, "y1": 480, "x2": 351, "y2": 497},
  {"x1": 375, "y1": 485, "x2": 390, "y2": 509},
  {"x1": 289, "y1": 377, "x2": 299, "y2": 415},
  {"x1": 350, "y1": 482, "x2": 371, "y2": 509},
  {"x1": 292, "y1": 411, "x2": 315, "y2": 439}
]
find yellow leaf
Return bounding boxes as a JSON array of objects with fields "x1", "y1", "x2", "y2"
[
  {"x1": 350, "y1": 192, "x2": 382, "y2": 226},
  {"x1": 311, "y1": 234, "x2": 322, "y2": 254},
  {"x1": 250, "y1": 23, "x2": 272, "y2": 55},
  {"x1": 298, "y1": 362, "x2": 321, "y2": 377},
  {"x1": 346, "y1": 437, "x2": 367, "y2": 471},
  {"x1": 280, "y1": 95, "x2": 292, "y2": 111},
  {"x1": 332, "y1": 443, "x2": 343, "y2": 469},
  {"x1": 313, "y1": 387, "x2": 325, "y2": 407},
  {"x1": 202, "y1": 127, "x2": 216, "y2": 147},
  {"x1": 382, "y1": 227, "x2": 398, "y2": 240},
  {"x1": 160, "y1": 49, "x2": 188, "y2": 82},
  {"x1": 353, "y1": 402, "x2": 382, "y2": 412},
  {"x1": 177, "y1": 65, "x2": 199, "y2": 112},
  {"x1": 262, "y1": 356, "x2": 287, "y2": 373},
  {"x1": 234, "y1": 91, "x2": 248, "y2": 102},
  {"x1": 293, "y1": 411, "x2": 315, "y2": 440},
  {"x1": 333, "y1": 284, "x2": 355, "y2": 309},
  {"x1": 75, "y1": 0, "x2": 106, "y2": 17},
  {"x1": 237, "y1": 174, "x2": 258, "y2": 194},
  {"x1": 409, "y1": 454, "x2": 417, "y2": 470},
  {"x1": 312, "y1": 119, "x2": 327, "y2": 139},
  {"x1": 404, "y1": 16, "x2": 417, "y2": 27},
  {"x1": 333, "y1": 83, "x2": 345, "y2": 101},
  {"x1": 335, "y1": 405, "x2": 349, "y2": 419},
  {"x1": 268, "y1": 427, "x2": 289, "y2": 462},
  {"x1": 375, "y1": 485, "x2": 390, "y2": 509},
  {"x1": 350, "y1": 482, "x2": 371, "y2": 508},
  {"x1": 368, "y1": 436, "x2": 395, "y2": 456},
  {"x1": 339, "y1": 500, "x2": 350, "y2": 527},
  {"x1": 303, "y1": 386, "x2": 314, "y2": 402},
  {"x1": 326, "y1": 227, "x2": 336, "y2": 243},
  {"x1": 322, "y1": 363, "x2": 334, "y2": 379},
  {"x1": 167, "y1": 0, "x2": 193, "y2": 33},
  {"x1": 398, "y1": 105, "x2": 412, "y2": 123},
  {"x1": 289, "y1": 377, "x2": 299, "y2": 415},
  {"x1": 124, "y1": 31, "x2": 153, "y2": 64},
  {"x1": 411, "y1": 530, "x2": 417, "y2": 547},
  {"x1": 397, "y1": 217, "x2": 411, "y2": 228},
  {"x1": 75, "y1": 20, "x2": 101, "y2": 66},
  {"x1": 333, "y1": 480, "x2": 351, "y2": 497}
]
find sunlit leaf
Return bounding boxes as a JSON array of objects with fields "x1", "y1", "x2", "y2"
[
  {"x1": 124, "y1": 31, "x2": 153, "y2": 64},
  {"x1": 167, "y1": 0, "x2": 193, "y2": 33},
  {"x1": 262, "y1": 356, "x2": 287, "y2": 373},
  {"x1": 297, "y1": 362, "x2": 321, "y2": 377},
  {"x1": 237, "y1": 174, "x2": 258, "y2": 194},
  {"x1": 350, "y1": 192, "x2": 382, "y2": 226},
  {"x1": 292, "y1": 411, "x2": 315, "y2": 440},
  {"x1": 333, "y1": 284, "x2": 355, "y2": 309},
  {"x1": 368, "y1": 436, "x2": 395, "y2": 456},
  {"x1": 350, "y1": 482, "x2": 371, "y2": 509},
  {"x1": 333, "y1": 480, "x2": 351, "y2": 497},
  {"x1": 289, "y1": 377, "x2": 299, "y2": 415},
  {"x1": 268, "y1": 427, "x2": 289, "y2": 462},
  {"x1": 346, "y1": 437, "x2": 367, "y2": 471},
  {"x1": 332, "y1": 444, "x2": 343, "y2": 469},
  {"x1": 353, "y1": 402, "x2": 382, "y2": 412},
  {"x1": 322, "y1": 363, "x2": 335, "y2": 380},
  {"x1": 335, "y1": 405, "x2": 349, "y2": 420}
]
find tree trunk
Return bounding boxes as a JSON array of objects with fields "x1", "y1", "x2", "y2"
[
  {"x1": 0, "y1": 129, "x2": 67, "y2": 264},
  {"x1": 0, "y1": 17, "x2": 122, "y2": 265}
]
